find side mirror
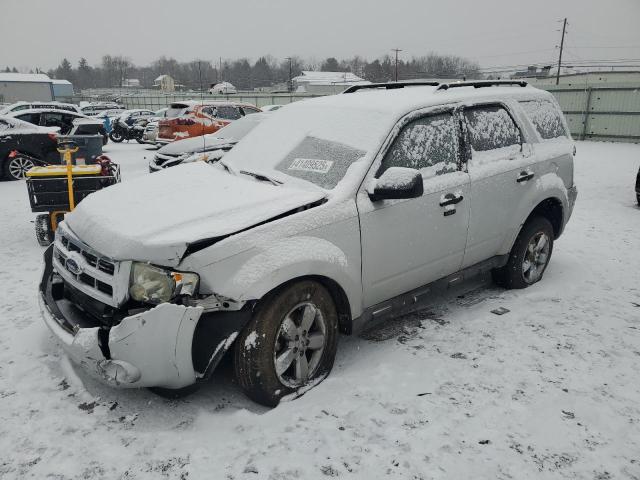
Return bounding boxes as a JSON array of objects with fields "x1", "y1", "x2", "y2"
[{"x1": 368, "y1": 167, "x2": 424, "y2": 202}]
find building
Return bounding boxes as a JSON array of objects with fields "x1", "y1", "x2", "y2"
[
  {"x1": 512, "y1": 65, "x2": 552, "y2": 79},
  {"x1": 121, "y1": 78, "x2": 141, "y2": 88},
  {"x1": 153, "y1": 74, "x2": 175, "y2": 92},
  {"x1": 0, "y1": 73, "x2": 54, "y2": 103},
  {"x1": 525, "y1": 70, "x2": 640, "y2": 87},
  {"x1": 292, "y1": 71, "x2": 370, "y2": 94},
  {"x1": 51, "y1": 79, "x2": 74, "y2": 99}
]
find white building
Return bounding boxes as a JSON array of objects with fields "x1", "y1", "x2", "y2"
[
  {"x1": 292, "y1": 71, "x2": 370, "y2": 94},
  {"x1": 153, "y1": 75, "x2": 175, "y2": 92},
  {"x1": 52, "y1": 79, "x2": 74, "y2": 99},
  {"x1": 0, "y1": 73, "x2": 54, "y2": 103}
]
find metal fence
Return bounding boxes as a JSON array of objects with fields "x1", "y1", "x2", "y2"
[
  {"x1": 58, "y1": 83, "x2": 640, "y2": 143},
  {"x1": 542, "y1": 84, "x2": 640, "y2": 143},
  {"x1": 58, "y1": 90, "x2": 322, "y2": 110}
]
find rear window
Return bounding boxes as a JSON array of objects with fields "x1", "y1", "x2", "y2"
[
  {"x1": 520, "y1": 100, "x2": 568, "y2": 140},
  {"x1": 166, "y1": 104, "x2": 191, "y2": 118}
]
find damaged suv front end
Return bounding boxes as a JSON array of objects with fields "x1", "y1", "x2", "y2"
[{"x1": 39, "y1": 222, "x2": 252, "y2": 389}]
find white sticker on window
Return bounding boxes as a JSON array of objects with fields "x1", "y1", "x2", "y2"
[{"x1": 288, "y1": 158, "x2": 334, "y2": 174}]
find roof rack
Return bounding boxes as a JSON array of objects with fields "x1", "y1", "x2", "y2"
[
  {"x1": 436, "y1": 80, "x2": 528, "y2": 91},
  {"x1": 342, "y1": 81, "x2": 440, "y2": 94}
]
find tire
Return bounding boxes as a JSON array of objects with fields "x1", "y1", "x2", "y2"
[
  {"x1": 35, "y1": 214, "x2": 53, "y2": 246},
  {"x1": 102, "y1": 135, "x2": 109, "y2": 146},
  {"x1": 234, "y1": 280, "x2": 339, "y2": 407},
  {"x1": 109, "y1": 131, "x2": 124, "y2": 143},
  {"x1": 4, "y1": 154, "x2": 35, "y2": 180},
  {"x1": 492, "y1": 216, "x2": 554, "y2": 289},
  {"x1": 135, "y1": 137, "x2": 144, "y2": 144}
]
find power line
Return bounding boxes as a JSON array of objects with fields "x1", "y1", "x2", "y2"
[{"x1": 391, "y1": 48, "x2": 402, "y2": 82}]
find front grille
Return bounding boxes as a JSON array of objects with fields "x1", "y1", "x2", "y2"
[{"x1": 52, "y1": 224, "x2": 130, "y2": 308}]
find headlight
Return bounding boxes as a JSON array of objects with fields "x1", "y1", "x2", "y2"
[{"x1": 129, "y1": 262, "x2": 199, "y2": 304}]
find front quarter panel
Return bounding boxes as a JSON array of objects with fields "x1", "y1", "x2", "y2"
[{"x1": 180, "y1": 199, "x2": 363, "y2": 320}]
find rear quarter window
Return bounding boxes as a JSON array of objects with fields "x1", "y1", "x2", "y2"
[{"x1": 519, "y1": 99, "x2": 568, "y2": 140}]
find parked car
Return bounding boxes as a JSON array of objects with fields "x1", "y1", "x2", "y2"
[
  {"x1": 8, "y1": 109, "x2": 107, "y2": 143},
  {"x1": 0, "y1": 116, "x2": 60, "y2": 180},
  {"x1": 209, "y1": 82, "x2": 237, "y2": 94},
  {"x1": 39, "y1": 81, "x2": 577, "y2": 406},
  {"x1": 636, "y1": 165, "x2": 640, "y2": 205},
  {"x1": 149, "y1": 112, "x2": 270, "y2": 171},
  {"x1": 79, "y1": 102, "x2": 123, "y2": 116},
  {"x1": 140, "y1": 109, "x2": 168, "y2": 146},
  {"x1": 157, "y1": 101, "x2": 261, "y2": 144},
  {"x1": 0, "y1": 101, "x2": 81, "y2": 115},
  {"x1": 260, "y1": 104, "x2": 284, "y2": 112}
]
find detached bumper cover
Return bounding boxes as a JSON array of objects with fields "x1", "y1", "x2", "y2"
[{"x1": 39, "y1": 246, "x2": 203, "y2": 389}]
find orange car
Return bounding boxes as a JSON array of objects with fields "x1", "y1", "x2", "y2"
[{"x1": 157, "y1": 101, "x2": 261, "y2": 143}]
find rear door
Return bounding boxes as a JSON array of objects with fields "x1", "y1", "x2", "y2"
[
  {"x1": 461, "y1": 103, "x2": 536, "y2": 268},
  {"x1": 358, "y1": 108, "x2": 471, "y2": 308}
]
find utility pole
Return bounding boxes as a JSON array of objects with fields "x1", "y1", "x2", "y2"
[
  {"x1": 392, "y1": 48, "x2": 402, "y2": 82},
  {"x1": 285, "y1": 56, "x2": 293, "y2": 92},
  {"x1": 556, "y1": 18, "x2": 567, "y2": 85}
]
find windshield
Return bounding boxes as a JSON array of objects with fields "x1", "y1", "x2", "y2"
[
  {"x1": 213, "y1": 114, "x2": 265, "y2": 141},
  {"x1": 220, "y1": 103, "x2": 390, "y2": 190}
]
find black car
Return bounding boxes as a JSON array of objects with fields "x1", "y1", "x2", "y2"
[
  {"x1": 636, "y1": 165, "x2": 640, "y2": 206},
  {"x1": 9, "y1": 109, "x2": 107, "y2": 143},
  {"x1": 0, "y1": 117, "x2": 60, "y2": 180}
]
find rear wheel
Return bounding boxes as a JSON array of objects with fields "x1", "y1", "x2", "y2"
[
  {"x1": 35, "y1": 214, "x2": 53, "y2": 246},
  {"x1": 234, "y1": 280, "x2": 339, "y2": 407},
  {"x1": 4, "y1": 154, "x2": 35, "y2": 180},
  {"x1": 492, "y1": 216, "x2": 554, "y2": 289}
]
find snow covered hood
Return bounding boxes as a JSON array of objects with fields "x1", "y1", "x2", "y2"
[
  {"x1": 65, "y1": 163, "x2": 326, "y2": 265},
  {"x1": 157, "y1": 134, "x2": 233, "y2": 156}
]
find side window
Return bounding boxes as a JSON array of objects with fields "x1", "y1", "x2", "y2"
[
  {"x1": 520, "y1": 100, "x2": 568, "y2": 140},
  {"x1": 379, "y1": 111, "x2": 459, "y2": 179},
  {"x1": 464, "y1": 105, "x2": 522, "y2": 154},
  {"x1": 241, "y1": 107, "x2": 259, "y2": 116},
  {"x1": 42, "y1": 112, "x2": 64, "y2": 127},
  {"x1": 201, "y1": 106, "x2": 215, "y2": 117},
  {"x1": 16, "y1": 113, "x2": 39, "y2": 125}
]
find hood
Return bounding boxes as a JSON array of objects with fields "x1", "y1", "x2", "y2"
[
  {"x1": 65, "y1": 162, "x2": 326, "y2": 266},
  {"x1": 157, "y1": 133, "x2": 231, "y2": 156}
]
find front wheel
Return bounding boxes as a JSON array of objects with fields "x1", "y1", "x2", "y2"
[
  {"x1": 4, "y1": 154, "x2": 35, "y2": 180},
  {"x1": 234, "y1": 280, "x2": 339, "y2": 407},
  {"x1": 492, "y1": 216, "x2": 554, "y2": 289},
  {"x1": 109, "y1": 131, "x2": 124, "y2": 143}
]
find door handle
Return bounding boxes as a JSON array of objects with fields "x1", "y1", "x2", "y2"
[
  {"x1": 516, "y1": 171, "x2": 535, "y2": 183},
  {"x1": 439, "y1": 192, "x2": 464, "y2": 207}
]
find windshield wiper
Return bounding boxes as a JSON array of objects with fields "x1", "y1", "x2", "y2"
[
  {"x1": 239, "y1": 169, "x2": 283, "y2": 186},
  {"x1": 218, "y1": 160, "x2": 236, "y2": 175}
]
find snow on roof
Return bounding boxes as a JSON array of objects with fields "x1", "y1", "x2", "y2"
[
  {"x1": 51, "y1": 79, "x2": 72, "y2": 85},
  {"x1": 295, "y1": 84, "x2": 552, "y2": 118},
  {"x1": 154, "y1": 75, "x2": 172, "y2": 82},
  {"x1": 293, "y1": 71, "x2": 366, "y2": 85},
  {"x1": 0, "y1": 73, "x2": 52, "y2": 83}
]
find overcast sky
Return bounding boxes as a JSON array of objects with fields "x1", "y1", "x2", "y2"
[{"x1": 1, "y1": 0, "x2": 639, "y2": 72}]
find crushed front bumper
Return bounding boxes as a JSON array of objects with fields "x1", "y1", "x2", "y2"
[{"x1": 39, "y1": 246, "x2": 203, "y2": 389}]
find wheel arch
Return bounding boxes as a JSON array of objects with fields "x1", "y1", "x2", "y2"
[{"x1": 524, "y1": 196, "x2": 564, "y2": 239}]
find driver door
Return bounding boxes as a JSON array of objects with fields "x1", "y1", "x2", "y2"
[{"x1": 357, "y1": 108, "x2": 471, "y2": 308}]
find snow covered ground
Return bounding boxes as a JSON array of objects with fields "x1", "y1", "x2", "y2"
[{"x1": 0, "y1": 141, "x2": 639, "y2": 479}]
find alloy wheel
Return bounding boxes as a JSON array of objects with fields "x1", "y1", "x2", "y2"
[
  {"x1": 522, "y1": 231, "x2": 550, "y2": 283},
  {"x1": 8, "y1": 156, "x2": 35, "y2": 179},
  {"x1": 273, "y1": 302, "x2": 327, "y2": 388}
]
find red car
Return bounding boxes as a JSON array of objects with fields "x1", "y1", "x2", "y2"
[{"x1": 157, "y1": 101, "x2": 261, "y2": 143}]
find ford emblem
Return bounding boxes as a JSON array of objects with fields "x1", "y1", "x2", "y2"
[{"x1": 66, "y1": 258, "x2": 82, "y2": 275}]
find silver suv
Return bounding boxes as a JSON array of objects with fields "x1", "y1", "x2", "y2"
[{"x1": 39, "y1": 81, "x2": 577, "y2": 406}]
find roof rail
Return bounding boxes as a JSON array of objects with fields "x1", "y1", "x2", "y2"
[
  {"x1": 342, "y1": 81, "x2": 440, "y2": 94},
  {"x1": 436, "y1": 80, "x2": 528, "y2": 91}
]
